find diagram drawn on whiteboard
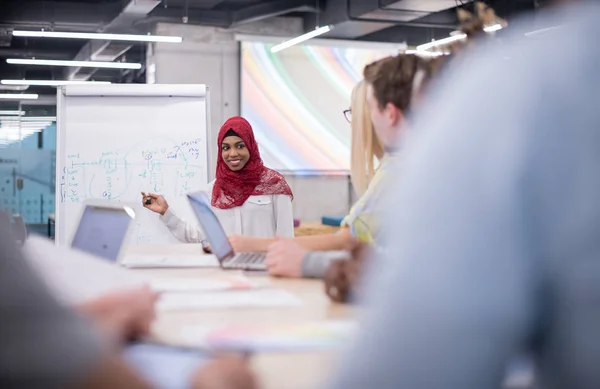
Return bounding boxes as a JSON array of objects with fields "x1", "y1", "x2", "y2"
[{"x1": 59, "y1": 136, "x2": 205, "y2": 205}]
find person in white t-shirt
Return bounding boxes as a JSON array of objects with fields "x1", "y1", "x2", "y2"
[{"x1": 142, "y1": 116, "x2": 294, "y2": 244}]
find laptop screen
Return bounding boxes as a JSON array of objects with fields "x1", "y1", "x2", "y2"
[
  {"x1": 71, "y1": 205, "x2": 133, "y2": 262},
  {"x1": 187, "y1": 193, "x2": 233, "y2": 261}
]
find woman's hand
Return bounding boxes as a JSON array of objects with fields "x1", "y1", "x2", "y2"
[
  {"x1": 141, "y1": 192, "x2": 169, "y2": 216},
  {"x1": 78, "y1": 286, "x2": 160, "y2": 343},
  {"x1": 265, "y1": 237, "x2": 305, "y2": 278}
]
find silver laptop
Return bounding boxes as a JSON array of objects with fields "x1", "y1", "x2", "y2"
[
  {"x1": 187, "y1": 191, "x2": 267, "y2": 271},
  {"x1": 71, "y1": 200, "x2": 218, "y2": 268},
  {"x1": 70, "y1": 201, "x2": 136, "y2": 263}
]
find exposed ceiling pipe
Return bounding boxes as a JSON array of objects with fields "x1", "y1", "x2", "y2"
[
  {"x1": 65, "y1": 0, "x2": 162, "y2": 81},
  {"x1": 345, "y1": 0, "x2": 459, "y2": 29},
  {"x1": 311, "y1": 0, "x2": 463, "y2": 40},
  {"x1": 0, "y1": 1, "x2": 123, "y2": 31},
  {"x1": 135, "y1": 0, "x2": 318, "y2": 29}
]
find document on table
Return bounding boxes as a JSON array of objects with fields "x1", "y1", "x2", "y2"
[
  {"x1": 149, "y1": 276, "x2": 257, "y2": 293},
  {"x1": 121, "y1": 254, "x2": 219, "y2": 268},
  {"x1": 157, "y1": 289, "x2": 302, "y2": 311},
  {"x1": 180, "y1": 320, "x2": 358, "y2": 352}
]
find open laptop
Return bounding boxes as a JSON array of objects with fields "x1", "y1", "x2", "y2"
[
  {"x1": 70, "y1": 201, "x2": 136, "y2": 263},
  {"x1": 187, "y1": 191, "x2": 267, "y2": 271},
  {"x1": 72, "y1": 200, "x2": 218, "y2": 268}
]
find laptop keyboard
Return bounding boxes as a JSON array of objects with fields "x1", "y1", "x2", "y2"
[{"x1": 230, "y1": 252, "x2": 265, "y2": 264}]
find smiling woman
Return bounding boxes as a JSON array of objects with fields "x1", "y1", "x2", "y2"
[
  {"x1": 221, "y1": 133, "x2": 249, "y2": 172},
  {"x1": 141, "y1": 116, "x2": 295, "y2": 244}
]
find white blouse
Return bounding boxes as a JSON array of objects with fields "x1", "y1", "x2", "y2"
[{"x1": 160, "y1": 180, "x2": 295, "y2": 243}]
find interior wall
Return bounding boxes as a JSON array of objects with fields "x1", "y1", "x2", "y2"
[
  {"x1": 284, "y1": 174, "x2": 354, "y2": 222},
  {"x1": 149, "y1": 19, "x2": 355, "y2": 222}
]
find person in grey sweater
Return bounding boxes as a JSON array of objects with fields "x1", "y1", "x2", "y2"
[
  {"x1": 328, "y1": 3, "x2": 600, "y2": 389},
  {"x1": 265, "y1": 236, "x2": 351, "y2": 278}
]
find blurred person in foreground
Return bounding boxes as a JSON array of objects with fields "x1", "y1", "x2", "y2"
[
  {"x1": 327, "y1": 2, "x2": 600, "y2": 389},
  {"x1": 0, "y1": 220, "x2": 256, "y2": 389}
]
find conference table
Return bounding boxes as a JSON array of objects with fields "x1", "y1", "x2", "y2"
[{"x1": 126, "y1": 244, "x2": 354, "y2": 389}]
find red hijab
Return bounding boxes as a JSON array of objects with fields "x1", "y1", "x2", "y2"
[{"x1": 212, "y1": 116, "x2": 293, "y2": 209}]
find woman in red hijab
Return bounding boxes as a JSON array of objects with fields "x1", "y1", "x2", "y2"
[{"x1": 142, "y1": 116, "x2": 294, "y2": 243}]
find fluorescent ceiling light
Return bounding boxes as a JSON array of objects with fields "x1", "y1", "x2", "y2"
[
  {"x1": 0, "y1": 94, "x2": 38, "y2": 100},
  {"x1": 417, "y1": 24, "x2": 504, "y2": 51},
  {"x1": 1, "y1": 123, "x2": 47, "y2": 128},
  {"x1": 417, "y1": 34, "x2": 467, "y2": 51},
  {"x1": 0, "y1": 110, "x2": 25, "y2": 115},
  {"x1": 6, "y1": 58, "x2": 142, "y2": 70},
  {"x1": 1, "y1": 118, "x2": 51, "y2": 122},
  {"x1": 1, "y1": 126, "x2": 51, "y2": 131},
  {"x1": 271, "y1": 25, "x2": 333, "y2": 53},
  {"x1": 1, "y1": 79, "x2": 111, "y2": 86},
  {"x1": 0, "y1": 85, "x2": 29, "y2": 91},
  {"x1": 405, "y1": 50, "x2": 447, "y2": 57},
  {"x1": 524, "y1": 25, "x2": 562, "y2": 37},
  {"x1": 1, "y1": 120, "x2": 50, "y2": 126},
  {"x1": 484, "y1": 24, "x2": 503, "y2": 33},
  {"x1": 22, "y1": 116, "x2": 56, "y2": 121},
  {"x1": 1, "y1": 121, "x2": 50, "y2": 125},
  {"x1": 0, "y1": 116, "x2": 51, "y2": 124},
  {"x1": 12, "y1": 30, "x2": 183, "y2": 43},
  {"x1": 0, "y1": 129, "x2": 45, "y2": 135},
  {"x1": 0, "y1": 116, "x2": 56, "y2": 122}
]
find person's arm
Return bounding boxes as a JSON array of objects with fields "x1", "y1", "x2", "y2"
[
  {"x1": 160, "y1": 208, "x2": 205, "y2": 243},
  {"x1": 142, "y1": 191, "x2": 205, "y2": 243},
  {"x1": 273, "y1": 195, "x2": 295, "y2": 237},
  {"x1": 231, "y1": 227, "x2": 353, "y2": 253}
]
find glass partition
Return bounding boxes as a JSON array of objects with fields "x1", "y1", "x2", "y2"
[{"x1": 0, "y1": 101, "x2": 56, "y2": 232}]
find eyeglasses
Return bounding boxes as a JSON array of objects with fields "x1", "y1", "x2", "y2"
[{"x1": 343, "y1": 109, "x2": 352, "y2": 123}]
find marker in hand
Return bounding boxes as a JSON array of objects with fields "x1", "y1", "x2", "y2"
[
  {"x1": 141, "y1": 192, "x2": 169, "y2": 216},
  {"x1": 141, "y1": 192, "x2": 152, "y2": 205}
]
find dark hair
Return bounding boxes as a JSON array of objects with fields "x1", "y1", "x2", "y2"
[
  {"x1": 223, "y1": 129, "x2": 239, "y2": 139},
  {"x1": 363, "y1": 54, "x2": 444, "y2": 111}
]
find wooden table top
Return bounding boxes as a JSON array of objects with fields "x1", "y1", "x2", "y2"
[{"x1": 126, "y1": 244, "x2": 353, "y2": 389}]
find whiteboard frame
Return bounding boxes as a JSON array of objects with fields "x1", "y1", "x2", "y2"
[{"x1": 55, "y1": 84, "x2": 211, "y2": 245}]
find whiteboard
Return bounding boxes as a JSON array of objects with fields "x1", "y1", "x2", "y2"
[{"x1": 55, "y1": 84, "x2": 211, "y2": 246}]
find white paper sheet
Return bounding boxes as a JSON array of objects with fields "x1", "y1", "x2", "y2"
[
  {"x1": 180, "y1": 320, "x2": 358, "y2": 352},
  {"x1": 122, "y1": 254, "x2": 219, "y2": 268},
  {"x1": 23, "y1": 236, "x2": 148, "y2": 304},
  {"x1": 149, "y1": 276, "x2": 256, "y2": 293},
  {"x1": 157, "y1": 289, "x2": 302, "y2": 311}
]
